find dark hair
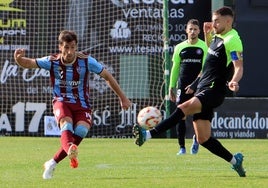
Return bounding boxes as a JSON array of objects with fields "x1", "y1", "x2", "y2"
[
  {"x1": 58, "y1": 30, "x2": 78, "y2": 44},
  {"x1": 187, "y1": 19, "x2": 200, "y2": 27},
  {"x1": 214, "y1": 6, "x2": 234, "y2": 18}
]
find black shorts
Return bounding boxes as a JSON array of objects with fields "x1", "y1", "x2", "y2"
[
  {"x1": 193, "y1": 88, "x2": 225, "y2": 121},
  {"x1": 177, "y1": 90, "x2": 193, "y2": 105}
]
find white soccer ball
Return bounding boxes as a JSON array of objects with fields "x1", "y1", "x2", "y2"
[{"x1": 137, "y1": 106, "x2": 162, "y2": 130}]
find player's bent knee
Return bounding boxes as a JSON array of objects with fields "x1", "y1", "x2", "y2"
[
  {"x1": 61, "y1": 122, "x2": 74, "y2": 132},
  {"x1": 74, "y1": 125, "x2": 88, "y2": 138},
  {"x1": 199, "y1": 136, "x2": 211, "y2": 145}
]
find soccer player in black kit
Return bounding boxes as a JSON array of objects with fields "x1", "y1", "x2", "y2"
[
  {"x1": 133, "y1": 6, "x2": 246, "y2": 177},
  {"x1": 169, "y1": 19, "x2": 207, "y2": 155}
]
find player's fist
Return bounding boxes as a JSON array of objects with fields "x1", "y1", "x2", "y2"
[
  {"x1": 14, "y1": 48, "x2": 26, "y2": 61},
  {"x1": 228, "y1": 81, "x2": 239, "y2": 92},
  {"x1": 203, "y1": 22, "x2": 213, "y2": 34}
]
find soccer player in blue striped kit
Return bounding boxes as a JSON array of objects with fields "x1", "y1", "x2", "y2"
[
  {"x1": 14, "y1": 30, "x2": 131, "y2": 179},
  {"x1": 133, "y1": 6, "x2": 246, "y2": 177}
]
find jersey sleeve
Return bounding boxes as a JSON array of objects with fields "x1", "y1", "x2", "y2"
[
  {"x1": 169, "y1": 45, "x2": 181, "y2": 89},
  {"x1": 172, "y1": 44, "x2": 182, "y2": 64},
  {"x1": 226, "y1": 31, "x2": 243, "y2": 63},
  {"x1": 229, "y1": 36, "x2": 243, "y2": 61},
  {"x1": 201, "y1": 41, "x2": 208, "y2": 69},
  {"x1": 36, "y1": 56, "x2": 52, "y2": 70},
  {"x1": 88, "y1": 56, "x2": 104, "y2": 74}
]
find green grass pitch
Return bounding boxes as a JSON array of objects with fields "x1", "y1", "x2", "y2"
[{"x1": 0, "y1": 137, "x2": 267, "y2": 188}]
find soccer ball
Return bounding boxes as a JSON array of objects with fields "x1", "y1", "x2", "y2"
[{"x1": 137, "y1": 106, "x2": 162, "y2": 130}]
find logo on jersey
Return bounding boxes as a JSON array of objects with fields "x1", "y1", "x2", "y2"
[
  {"x1": 217, "y1": 41, "x2": 224, "y2": 47},
  {"x1": 196, "y1": 49, "x2": 202, "y2": 55},
  {"x1": 59, "y1": 68, "x2": 64, "y2": 79},
  {"x1": 208, "y1": 48, "x2": 219, "y2": 57}
]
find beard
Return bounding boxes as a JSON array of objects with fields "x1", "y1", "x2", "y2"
[
  {"x1": 190, "y1": 35, "x2": 198, "y2": 40},
  {"x1": 62, "y1": 54, "x2": 76, "y2": 64},
  {"x1": 214, "y1": 27, "x2": 225, "y2": 34}
]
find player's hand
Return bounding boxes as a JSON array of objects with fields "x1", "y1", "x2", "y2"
[
  {"x1": 203, "y1": 22, "x2": 213, "y2": 34},
  {"x1": 169, "y1": 88, "x2": 176, "y2": 102},
  {"x1": 185, "y1": 85, "x2": 194, "y2": 94},
  {"x1": 120, "y1": 98, "x2": 131, "y2": 110},
  {"x1": 14, "y1": 48, "x2": 26, "y2": 62},
  {"x1": 228, "y1": 81, "x2": 240, "y2": 92}
]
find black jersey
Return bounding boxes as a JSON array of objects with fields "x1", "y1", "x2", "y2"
[
  {"x1": 198, "y1": 29, "x2": 243, "y2": 91},
  {"x1": 170, "y1": 39, "x2": 207, "y2": 90}
]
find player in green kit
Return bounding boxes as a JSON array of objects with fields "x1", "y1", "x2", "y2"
[
  {"x1": 133, "y1": 6, "x2": 246, "y2": 177},
  {"x1": 169, "y1": 19, "x2": 207, "y2": 155}
]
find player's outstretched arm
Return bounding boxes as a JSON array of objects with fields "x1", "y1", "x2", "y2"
[{"x1": 14, "y1": 48, "x2": 38, "y2": 68}]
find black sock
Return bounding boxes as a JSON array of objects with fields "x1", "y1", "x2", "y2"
[
  {"x1": 150, "y1": 108, "x2": 185, "y2": 137},
  {"x1": 177, "y1": 119, "x2": 186, "y2": 148},
  {"x1": 201, "y1": 137, "x2": 233, "y2": 162}
]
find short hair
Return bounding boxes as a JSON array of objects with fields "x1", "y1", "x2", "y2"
[
  {"x1": 213, "y1": 6, "x2": 234, "y2": 18},
  {"x1": 187, "y1": 19, "x2": 200, "y2": 27},
  {"x1": 58, "y1": 30, "x2": 78, "y2": 44}
]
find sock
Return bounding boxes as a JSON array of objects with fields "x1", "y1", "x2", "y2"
[
  {"x1": 53, "y1": 148, "x2": 67, "y2": 163},
  {"x1": 53, "y1": 135, "x2": 83, "y2": 163},
  {"x1": 73, "y1": 134, "x2": 83, "y2": 145},
  {"x1": 201, "y1": 137, "x2": 233, "y2": 162},
  {"x1": 146, "y1": 130, "x2": 152, "y2": 140},
  {"x1": 150, "y1": 108, "x2": 185, "y2": 137},
  {"x1": 61, "y1": 130, "x2": 74, "y2": 153},
  {"x1": 49, "y1": 158, "x2": 56, "y2": 165},
  {"x1": 177, "y1": 119, "x2": 186, "y2": 148},
  {"x1": 230, "y1": 156, "x2": 237, "y2": 165}
]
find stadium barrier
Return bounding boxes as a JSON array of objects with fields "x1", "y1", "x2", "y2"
[{"x1": 180, "y1": 98, "x2": 268, "y2": 139}]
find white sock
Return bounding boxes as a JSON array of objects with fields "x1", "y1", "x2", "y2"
[
  {"x1": 49, "y1": 158, "x2": 57, "y2": 165},
  {"x1": 230, "y1": 156, "x2": 237, "y2": 165},
  {"x1": 146, "y1": 130, "x2": 151, "y2": 140}
]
